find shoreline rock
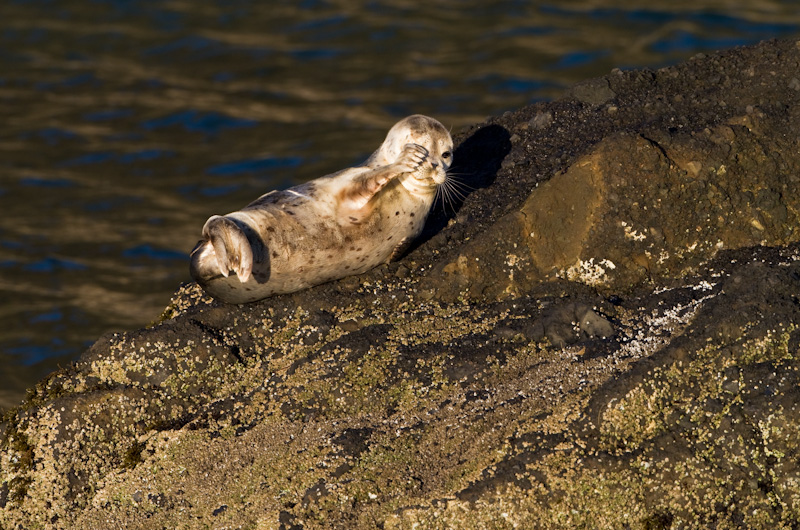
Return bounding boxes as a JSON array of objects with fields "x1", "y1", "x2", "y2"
[{"x1": 3, "y1": 39, "x2": 800, "y2": 529}]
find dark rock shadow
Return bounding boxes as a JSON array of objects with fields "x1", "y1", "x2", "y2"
[{"x1": 420, "y1": 124, "x2": 511, "y2": 239}]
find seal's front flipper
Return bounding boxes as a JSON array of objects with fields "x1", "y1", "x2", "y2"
[
  {"x1": 394, "y1": 143, "x2": 428, "y2": 173},
  {"x1": 338, "y1": 143, "x2": 428, "y2": 224},
  {"x1": 202, "y1": 215, "x2": 253, "y2": 283}
]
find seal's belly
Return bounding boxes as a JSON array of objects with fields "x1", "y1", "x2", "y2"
[{"x1": 195, "y1": 187, "x2": 429, "y2": 303}]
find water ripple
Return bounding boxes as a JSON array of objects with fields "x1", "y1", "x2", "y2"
[{"x1": 140, "y1": 110, "x2": 258, "y2": 135}]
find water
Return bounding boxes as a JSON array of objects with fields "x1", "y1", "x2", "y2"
[{"x1": 1, "y1": 0, "x2": 799, "y2": 411}]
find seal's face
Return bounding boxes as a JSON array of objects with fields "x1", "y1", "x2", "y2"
[{"x1": 381, "y1": 115, "x2": 453, "y2": 189}]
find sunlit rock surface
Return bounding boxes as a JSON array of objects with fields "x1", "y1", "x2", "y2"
[{"x1": 3, "y1": 39, "x2": 800, "y2": 529}]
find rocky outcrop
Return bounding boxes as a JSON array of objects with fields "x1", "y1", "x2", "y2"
[{"x1": 3, "y1": 39, "x2": 800, "y2": 529}]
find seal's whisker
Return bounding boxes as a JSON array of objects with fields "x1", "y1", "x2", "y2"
[
  {"x1": 444, "y1": 170, "x2": 474, "y2": 188},
  {"x1": 441, "y1": 182, "x2": 468, "y2": 204},
  {"x1": 434, "y1": 176, "x2": 468, "y2": 215},
  {"x1": 444, "y1": 177, "x2": 473, "y2": 193},
  {"x1": 439, "y1": 172, "x2": 472, "y2": 204},
  {"x1": 447, "y1": 184, "x2": 468, "y2": 202},
  {"x1": 434, "y1": 183, "x2": 449, "y2": 208}
]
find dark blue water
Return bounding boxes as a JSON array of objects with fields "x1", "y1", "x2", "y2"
[{"x1": 1, "y1": 0, "x2": 799, "y2": 410}]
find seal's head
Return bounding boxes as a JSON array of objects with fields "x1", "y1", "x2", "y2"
[{"x1": 375, "y1": 114, "x2": 453, "y2": 191}]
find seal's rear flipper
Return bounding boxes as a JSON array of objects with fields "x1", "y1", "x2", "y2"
[
  {"x1": 201, "y1": 215, "x2": 253, "y2": 283},
  {"x1": 387, "y1": 236, "x2": 412, "y2": 262}
]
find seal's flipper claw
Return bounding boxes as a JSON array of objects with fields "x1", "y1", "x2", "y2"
[
  {"x1": 234, "y1": 236, "x2": 253, "y2": 283},
  {"x1": 397, "y1": 143, "x2": 428, "y2": 173},
  {"x1": 388, "y1": 236, "x2": 412, "y2": 262},
  {"x1": 202, "y1": 216, "x2": 229, "y2": 277}
]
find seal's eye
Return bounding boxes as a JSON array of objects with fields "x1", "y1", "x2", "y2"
[{"x1": 442, "y1": 151, "x2": 452, "y2": 160}]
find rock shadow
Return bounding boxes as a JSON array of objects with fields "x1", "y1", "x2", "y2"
[{"x1": 421, "y1": 123, "x2": 511, "y2": 239}]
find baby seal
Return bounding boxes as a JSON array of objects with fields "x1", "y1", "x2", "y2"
[{"x1": 190, "y1": 114, "x2": 453, "y2": 303}]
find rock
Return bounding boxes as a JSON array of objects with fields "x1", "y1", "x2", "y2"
[
  {"x1": 528, "y1": 110, "x2": 553, "y2": 130},
  {"x1": 4, "y1": 40, "x2": 800, "y2": 529},
  {"x1": 428, "y1": 122, "x2": 800, "y2": 298},
  {"x1": 570, "y1": 77, "x2": 617, "y2": 106}
]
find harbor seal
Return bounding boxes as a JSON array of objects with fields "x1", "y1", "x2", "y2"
[{"x1": 190, "y1": 114, "x2": 454, "y2": 304}]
